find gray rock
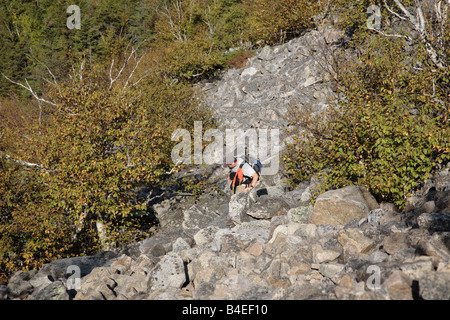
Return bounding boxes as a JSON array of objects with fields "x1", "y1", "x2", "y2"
[
  {"x1": 417, "y1": 232, "x2": 450, "y2": 260},
  {"x1": 400, "y1": 259, "x2": 434, "y2": 280},
  {"x1": 232, "y1": 220, "x2": 271, "y2": 242},
  {"x1": 182, "y1": 205, "x2": 220, "y2": 236},
  {"x1": 417, "y1": 212, "x2": 450, "y2": 232},
  {"x1": 247, "y1": 198, "x2": 290, "y2": 220},
  {"x1": 309, "y1": 186, "x2": 379, "y2": 226},
  {"x1": 6, "y1": 271, "x2": 35, "y2": 298},
  {"x1": 0, "y1": 285, "x2": 8, "y2": 300},
  {"x1": 192, "y1": 281, "x2": 216, "y2": 299},
  {"x1": 423, "y1": 201, "x2": 436, "y2": 213},
  {"x1": 381, "y1": 270, "x2": 413, "y2": 300},
  {"x1": 319, "y1": 263, "x2": 346, "y2": 280},
  {"x1": 435, "y1": 191, "x2": 450, "y2": 214},
  {"x1": 418, "y1": 271, "x2": 450, "y2": 300},
  {"x1": 28, "y1": 281, "x2": 69, "y2": 300},
  {"x1": 312, "y1": 244, "x2": 341, "y2": 264},
  {"x1": 317, "y1": 224, "x2": 340, "y2": 238},
  {"x1": 37, "y1": 251, "x2": 118, "y2": 282},
  {"x1": 287, "y1": 206, "x2": 313, "y2": 223},
  {"x1": 73, "y1": 266, "x2": 117, "y2": 300},
  {"x1": 140, "y1": 236, "x2": 170, "y2": 257},
  {"x1": 150, "y1": 252, "x2": 187, "y2": 291},
  {"x1": 194, "y1": 226, "x2": 220, "y2": 249},
  {"x1": 383, "y1": 232, "x2": 409, "y2": 255},
  {"x1": 152, "y1": 291, "x2": 186, "y2": 300},
  {"x1": 293, "y1": 224, "x2": 319, "y2": 241},
  {"x1": 228, "y1": 192, "x2": 251, "y2": 224},
  {"x1": 8, "y1": 28, "x2": 450, "y2": 302},
  {"x1": 237, "y1": 285, "x2": 282, "y2": 300},
  {"x1": 26, "y1": 272, "x2": 55, "y2": 298},
  {"x1": 368, "y1": 208, "x2": 384, "y2": 226},
  {"x1": 113, "y1": 272, "x2": 150, "y2": 299},
  {"x1": 282, "y1": 185, "x2": 309, "y2": 206},
  {"x1": 241, "y1": 67, "x2": 259, "y2": 77},
  {"x1": 337, "y1": 228, "x2": 378, "y2": 256},
  {"x1": 366, "y1": 251, "x2": 389, "y2": 264},
  {"x1": 200, "y1": 28, "x2": 341, "y2": 132},
  {"x1": 172, "y1": 237, "x2": 191, "y2": 252},
  {"x1": 284, "y1": 280, "x2": 321, "y2": 300},
  {"x1": 209, "y1": 228, "x2": 234, "y2": 252},
  {"x1": 209, "y1": 273, "x2": 253, "y2": 299}
]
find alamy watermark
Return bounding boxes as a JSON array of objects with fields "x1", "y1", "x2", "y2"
[
  {"x1": 366, "y1": 5, "x2": 382, "y2": 30},
  {"x1": 366, "y1": 265, "x2": 381, "y2": 290},
  {"x1": 65, "y1": 4, "x2": 384, "y2": 33},
  {"x1": 67, "y1": 5, "x2": 81, "y2": 30},
  {"x1": 66, "y1": 265, "x2": 81, "y2": 290},
  {"x1": 171, "y1": 121, "x2": 280, "y2": 175}
]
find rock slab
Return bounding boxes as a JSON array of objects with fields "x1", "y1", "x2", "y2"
[{"x1": 309, "y1": 186, "x2": 379, "y2": 225}]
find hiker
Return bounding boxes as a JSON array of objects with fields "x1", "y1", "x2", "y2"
[{"x1": 226, "y1": 157, "x2": 259, "y2": 195}]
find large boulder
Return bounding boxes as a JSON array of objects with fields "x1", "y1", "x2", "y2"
[
  {"x1": 309, "y1": 186, "x2": 379, "y2": 226},
  {"x1": 418, "y1": 271, "x2": 450, "y2": 300},
  {"x1": 182, "y1": 205, "x2": 221, "y2": 237},
  {"x1": 228, "y1": 190, "x2": 257, "y2": 224},
  {"x1": 417, "y1": 212, "x2": 450, "y2": 232},
  {"x1": 28, "y1": 281, "x2": 69, "y2": 300},
  {"x1": 246, "y1": 197, "x2": 290, "y2": 220},
  {"x1": 6, "y1": 270, "x2": 36, "y2": 299},
  {"x1": 36, "y1": 251, "x2": 118, "y2": 281},
  {"x1": 149, "y1": 252, "x2": 187, "y2": 292}
]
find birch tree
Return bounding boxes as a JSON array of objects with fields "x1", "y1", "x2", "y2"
[
  {"x1": 376, "y1": 0, "x2": 449, "y2": 69},
  {"x1": 0, "y1": 44, "x2": 213, "y2": 277}
]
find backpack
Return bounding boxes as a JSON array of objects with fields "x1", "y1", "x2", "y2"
[
  {"x1": 231, "y1": 162, "x2": 246, "y2": 188},
  {"x1": 230, "y1": 156, "x2": 262, "y2": 188},
  {"x1": 246, "y1": 155, "x2": 262, "y2": 179}
]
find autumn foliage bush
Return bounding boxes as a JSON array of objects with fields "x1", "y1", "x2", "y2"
[
  {"x1": 243, "y1": 0, "x2": 320, "y2": 44},
  {"x1": 0, "y1": 53, "x2": 214, "y2": 283},
  {"x1": 283, "y1": 34, "x2": 450, "y2": 208},
  {"x1": 225, "y1": 50, "x2": 254, "y2": 69}
]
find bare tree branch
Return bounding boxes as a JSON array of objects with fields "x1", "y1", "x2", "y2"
[
  {"x1": 165, "y1": 160, "x2": 183, "y2": 174},
  {"x1": 372, "y1": 28, "x2": 413, "y2": 41},
  {"x1": 159, "y1": 1, "x2": 187, "y2": 42},
  {"x1": 28, "y1": 48, "x2": 58, "y2": 87},
  {"x1": 1, "y1": 71, "x2": 79, "y2": 116},
  {"x1": 1, "y1": 71, "x2": 58, "y2": 107},
  {"x1": 69, "y1": 59, "x2": 85, "y2": 83},
  {"x1": 0, "y1": 150, "x2": 58, "y2": 173},
  {"x1": 393, "y1": 0, "x2": 418, "y2": 22},
  {"x1": 123, "y1": 53, "x2": 145, "y2": 92},
  {"x1": 109, "y1": 40, "x2": 150, "y2": 94},
  {"x1": 380, "y1": 0, "x2": 448, "y2": 69},
  {"x1": 109, "y1": 41, "x2": 138, "y2": 89},
  {"x1": 128, "y1": 69, "x2": 152, "y2": 89},
  {"x1": 383, "y1": 0, "x2": 408, "y2": 20}
]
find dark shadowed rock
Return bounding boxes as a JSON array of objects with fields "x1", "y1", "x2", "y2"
[
  {"x1": 6, "y1": 271, "x2": 36, "y2": 299},
  {"x1": 417, "y1": 212, "x2": 450, "y2": 232},
  {"x1": 28, "y1": 281, "x2": 69, "y2": 300}
]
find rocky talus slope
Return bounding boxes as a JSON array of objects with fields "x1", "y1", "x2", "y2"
[
  {"x1": 198, "y1": 28, "x2": 344, "y2": 131},
  {"x1": 1, "y1": 28, "x2": 449, "y2": 301}
]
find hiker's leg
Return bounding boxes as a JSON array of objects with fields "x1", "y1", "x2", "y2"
[{"x1": 232, "y1": 185, "x2": 246, "y2": 195}]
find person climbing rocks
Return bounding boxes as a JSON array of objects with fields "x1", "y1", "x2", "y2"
[{"x1": 226, "y1": 156, "x2": 259, "y2": 195}]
